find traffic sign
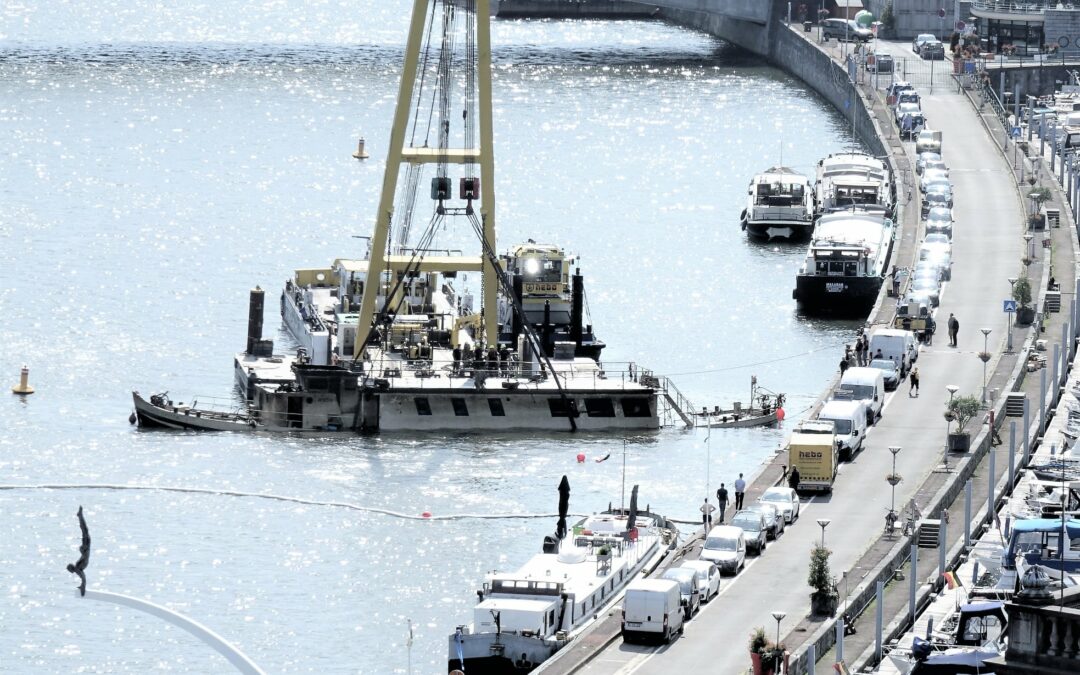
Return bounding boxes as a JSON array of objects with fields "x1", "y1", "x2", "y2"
[
  {"x1": 1003, "y1": 299, "x2": 1017, "y2": 313},
  {"x1": 1012, "y1": 126, "x2": 1022, "y2": 138},
  {"x1": 938, "y1": 8, "x2": 946, "y2": 18}
]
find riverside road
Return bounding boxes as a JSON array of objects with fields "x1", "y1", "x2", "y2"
[{"x1": 575, "y1": 36, "x2": 1025, "y2": 675}]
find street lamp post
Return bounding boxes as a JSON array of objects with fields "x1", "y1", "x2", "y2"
[
  {"x1": 946, "y1": 383, "x2": 959, "y2": 435},
  {"x1": 1024, "y1": 232, "x2": 1035, "y2": 261},
  {"x1": 980, "y1": 328, "x2": 992, "y2": 404},
  {"x1": 817, "y1": 518, "x2": 831, "y2": 549},
  {"x1": 889, "y1": 446, "x2": 902, "y2": 514},
  {"x1": 771, "y1": 610, "x2": 787, "y2": 674},
  {"x1": 1008, "y1": 277, "x2": 1018, "y2": 352}
]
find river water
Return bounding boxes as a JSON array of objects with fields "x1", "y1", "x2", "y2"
[{"x1": 0, "y1": 2, "x2": 863, "y2": 672}]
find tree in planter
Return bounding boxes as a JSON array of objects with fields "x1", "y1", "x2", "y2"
[
  {"x1": 748, "y1": 626, "x2": 775, "y2": 675},
  {"x1": 945, "y1": 395, "x2": 981, "y2": 452},
  {"x1": 1013, "y1": 275, "x2": 1035, "y2": 325},
  {"x1": 808, "y1": 545, "x2": 838, "y2": 616}
]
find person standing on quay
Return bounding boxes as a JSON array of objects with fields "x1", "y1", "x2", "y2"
[
  {"x1": 734, "y1": 473, "x2": 746, "y2": 511},
  {"x1": 948, "y1": 313, "x2": 959, "y2": 347},
  {"x1": 716, "y1": 483, "x2": 730, "y2": 524},
  {"x1": 909, "y1": 366, "x2": 920, "y2": 397},
  {"x1": 788, "y1": 466, "x2": 801, "y2": 492},
  {"x1": 700, "y1": 498, "x2": 716, "y2": 530}
]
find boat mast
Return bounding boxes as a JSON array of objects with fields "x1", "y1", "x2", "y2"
[{"x1": 353, "y1": 0, "x2": 497, "y2": 359}]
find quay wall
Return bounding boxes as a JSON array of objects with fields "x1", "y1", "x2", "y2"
[{"x1": 988, "y1": 64, "x2": 1079, "y2": 101}]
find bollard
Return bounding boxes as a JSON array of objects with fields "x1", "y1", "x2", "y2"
[
  {"x1": 910, "y1": 544, "x2": 919, "y2": 626},
  {"x1": 989, "y1": 447, "x2": 997, "y2": 524},
  {"x1": 807, "y1": 643, "x2": 817, "y2": 675},
  {"x1": 1053, "y1": 344, "x2": 1061, "y2": 407},
  {"x1": 972, "y1": 560, "x2": 981, "y2": 586},
  {"x1": 1009, "y1": 421, "x2": 1017, "y2": 492},
  {"x1": 1040, "y1": 368, "x2": 1047, "y2": 436},
  {"x1": 938, "y1": 519, "x2": 947, "y2": 588},
  {"x1": 11, "y1": 365, "x2": 34, "y2": 395},
  {"x1": 964, "y1": 479, "x2": 972, "y2": 547},
  {"x1": 1062, "y1": 322, "x2": 1070, "y2": 381}
]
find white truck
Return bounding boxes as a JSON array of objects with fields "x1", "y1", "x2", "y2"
[{"x1": 621, "y1": 578, "x2": 684, "y2": 645}]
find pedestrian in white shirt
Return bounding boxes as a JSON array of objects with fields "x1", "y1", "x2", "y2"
[{"x1": 734, "y1": 473, "x2": 747, "y2": 510}]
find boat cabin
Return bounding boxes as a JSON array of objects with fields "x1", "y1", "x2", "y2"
[
  {"x1": 1003, "y1": 518, "x2": 1080, "y2": 573},
  {"x1": 754, "y1": 178, "x2": 806, "y2": 207},
  {"x1": 810, "y1": 243, "x2": 873, "y2": 278}
]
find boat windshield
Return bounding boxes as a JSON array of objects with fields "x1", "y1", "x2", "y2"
[{"x1": 704, "y1": 536, "x2": 738, "y2": 551}]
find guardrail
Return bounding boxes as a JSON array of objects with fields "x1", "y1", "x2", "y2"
[{"x1": 971, "y1": 0, "x2": 1056, "y2": 12}]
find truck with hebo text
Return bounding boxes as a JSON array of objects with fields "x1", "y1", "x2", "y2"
[{"x1": 787, "y1": 420, "x2": 838, "y2": 492}]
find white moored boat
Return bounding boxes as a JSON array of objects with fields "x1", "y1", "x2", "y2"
[
  {"x1": 448, "y1": 485, "x2": 675, "y2": 674},
  {"x1": 740, "y1": 166, "x2": 814, "y2": 240},
  {"x1": 793, "y1": 208, "x2": 895, "y2": 314},
  {"x1": 814, "y1": 152, "x2": 894, "y2": 217}
]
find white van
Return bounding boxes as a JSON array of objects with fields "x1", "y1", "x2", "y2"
[
  {"x1": 816, "y1": 399, "x2": 868, "y2": 461},
  {"x1": 838, "y1": 367, "x2": 886, "y2": 423},
  {"x1": 868, "y1": 328, "x2": 918, "y2": 376},
  {"x1": 621, "y1": 578, "x2": 685, "y2": 644},
  {"x1": 699, "y1": 525, "x2": 747, "y2": 575}
]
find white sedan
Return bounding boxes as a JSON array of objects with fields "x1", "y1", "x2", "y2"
[
  {"x1": 679, "y1": 560, "x2": 722, "y2": 603},
  {"x1": 758, "y1": 486, "x2": 800, "y2": 523}
]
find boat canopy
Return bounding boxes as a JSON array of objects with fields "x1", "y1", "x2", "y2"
[{"x1": 1011, "y1": 518, "x2": 1080, "y2": 536}]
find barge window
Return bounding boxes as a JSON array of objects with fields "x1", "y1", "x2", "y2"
[
  {"x1": 451, "y1": 398, "x2": 469, "y2": 416},
  {"x1": 414, "y1": 397, "x2": 432, "y2": 416},
  {"x1": 548, "y1": 398, "x2": 575, "y2": 417},
  {"x1": 487, "y1": 398, "x2": 505, "y2": 416},
  {"x1": 621, "y1": 397, "x2": 652, "y2": 417},
  {"x1": 584, "y1": 398, "x2": 615, "y2": 417}
]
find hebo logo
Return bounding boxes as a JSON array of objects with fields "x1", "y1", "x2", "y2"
[{"x1": 799, "y1": 451, "x2": 823, "y2": 459}]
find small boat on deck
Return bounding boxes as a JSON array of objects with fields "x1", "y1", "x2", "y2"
[
  {"x1": 132, "y1": 391, "x2": 255, "y2": 431},
  {"x1": 740, "y1": 167, "x2": 815, "y2": 241},
  {"x1": 692, "y1": 377, "x2": 786, "y2": 428}
]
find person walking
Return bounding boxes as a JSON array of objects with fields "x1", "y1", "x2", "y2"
[
  {"x1": 700, "y1": 498, "x2": 716, "y2": 530},
  {"x1": 716, "y1": 484, "x2": 730, "y2": 524},
  {"x1": 909, "y1": 365, "x2": 920, "y2": 397},
  {"x1": 948, "y1": 313, "x2": 959, "y2": 347},
  {"x1": 840, "y1": 357, "x2": 850, "y2": 376},
  {"x1": 788, "y1": 466, "x2": 801, "y2": 492},
  {"x1": 734, "y1": 473, "x2": 746, "y2": 511}
]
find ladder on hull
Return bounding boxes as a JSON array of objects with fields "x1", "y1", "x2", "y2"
[{"x1": 641, "y1": 372, "x2": 696, "y2": 428}]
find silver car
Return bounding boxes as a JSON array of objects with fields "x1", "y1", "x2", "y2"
[
  {"x1": 915, "y1": 151, "x2": 941, "y2": 175},
  {"x1": 924, "y1": 207, "x2": 953, "y2": 237},
  {"x1": 869, "y1": 358, "x2": 900, "y2": 390},
  {"x1": 661, "y1": 567, "x2": 702, "y2": 620},
  {"x1": 911, "y1": 276, "x2": 941, "y2": 307},
  {"x1": 921, "y1": 190, "x2": 952, "y2": 216},
  {"x1": 758, "y1": 487, "x2": 800, "y2": 523},
  {"x1": 747, "y1": 503, "x2": 785, "y2": 540},
  {"x1": 731, "y1": 510, "x2": 768, "y2": 555}
]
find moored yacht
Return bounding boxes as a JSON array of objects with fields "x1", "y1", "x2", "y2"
[
  {"x1": 792, "y1": 208, "x2": 895, "y2": 313},
  {"x1": 739, "y1": 166, "x2": 814, "y2": 240},
  {"x1": 448, "y1": 489, "x2": 675, "y2": 674},
  {"x1": 814, "y1": 152, "x2": 894, "y2": 217}
]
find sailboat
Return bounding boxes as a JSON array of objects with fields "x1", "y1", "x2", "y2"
[{"x1": 134, "y1": 0, "x2": 661, "y2": 433}]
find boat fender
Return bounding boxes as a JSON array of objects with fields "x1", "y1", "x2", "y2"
[
  {"x1": 128, "y1": 411, "x2": 137, "y2": 425},
  {"x1": 576, "y1": 453, "x2": 586, "y2": 463}
]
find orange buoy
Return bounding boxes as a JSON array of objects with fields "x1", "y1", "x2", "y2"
[
  {"x1": 776, "y1": 407, "x2": 785, "y2": 421},
  {"x1": 576, "y1": 453, "x2": 586, "y2": 463}
]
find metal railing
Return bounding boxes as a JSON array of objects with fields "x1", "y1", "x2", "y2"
[{"x1": 971, "y1": 0, "x2": 1056, "y2": 12}]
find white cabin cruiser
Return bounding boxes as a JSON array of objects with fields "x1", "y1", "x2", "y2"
[
  {"x1": 814, "y1": 152, "x2": 894, "y2": 217},
  {"x1": 792, "y1": 208, "x2": 895, "y2": 313},
  {"x1": 449, "y1": 488, "x2": 675, "y2": 674},
  {"x1": 740, "y1": 166, "x2": 814, "y2": 240}
]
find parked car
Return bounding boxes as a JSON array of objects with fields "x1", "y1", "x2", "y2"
[
  {"x1": 865, "y1": 52, "x2": 894, "y2": 73},
  {"x1": 915, "y1": 151, "x2": 942, "y2": 175},
  {"x1": 731, "y1": 510, "x2": 768, "y2": 555},
  {"x1": 822, "y1": 18, "x2": 871, "y2": 43},
  {"x1": 919, "y1": 40, "x2": 946, "y2": 60},
  {"x1": 920, "y1": 172, "x2": 950, "y2": 193},
  {"x1": 700, "y1": 525, "x2": 746, "y2": 575},
  {"x1": 622, "y1": 579, "x2": 684, "y2": 644},
  {"x1": 919, "y1": 246, "x2": 953, "y2": 280},
  {"x1": 910, "y1": 276, "x2": 941, "y2": 307},
  {"x1": 921, "y1": 159, "x2": 949, "y2": 177},
  {"x1": 747, "y1": 503, "x2": 785, "y2": 540},
  {"x1": 887, "y1": 81, "x2": 915, "y2": 102},
  {"x1": 661, "y1": 567, "x2": 702, "y2": 620},
  {"x1": 916, "y1": 129, "x2": 943, "y2": 154},
  {"x1": 758, "y1": 487, "x2": 800, "y2": 523},
  {"x1": 924, "y1": 207, "x2": 954, "y2": 237},
  {"x1": 921, "y1": 190, "x2": 952, "y2": 216},
  {"x1": 912, "y1": 33, "x2": 937, "y2": 53},
  {"x1": 868, "y1": 358, "x2": 900, "y2": 390},
  {"x1": 895, "y1": 101, "x2": 923, "y2": 126},
  {"x1": 678, "y1": 560, "x2": 722, "y2": 603},
  {"x1": 923, "y1": 232, "x2": 953, "y2": 256}
]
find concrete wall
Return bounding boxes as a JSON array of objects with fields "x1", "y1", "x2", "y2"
[
  {"x1": 495, "y1": 0, "x2": 659, "y2": 18},
  {"x1": 990, "y1": 64, "x2": 1078, "y2": 100},
  {"x1": 867, "y1": 0, "x2": 961, "y2": 40},
  {"x1": 1044, "y1": 9, "x2": 1080, "y2": 51}
]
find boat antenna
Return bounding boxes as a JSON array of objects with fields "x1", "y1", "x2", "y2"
[{"x1": 621, "y1": 440, "x2": 627, "y2": 512}]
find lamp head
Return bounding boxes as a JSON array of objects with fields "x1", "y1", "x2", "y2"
[
  {"x1": 771, "y1": 610, "x2": 787, "y2": 622},
  {"x1": 816, "y1": 518, "x2": 831, "y2": 529},
  {"x1": 1024, "y1": 233, "x2": 1034, "y2": 242},
  {"x1": 889, "y1": 445, "x2": 901, "y2": 456},
  {"x1": 1008, "y1": 277, "x2": 1018, "y2": 285},
  {"x1": 981, "y1": 328, "x2": 992, "y2": 337},
  {"x1": 946, "y1": 384, "x2": 959, "y2": 395}
]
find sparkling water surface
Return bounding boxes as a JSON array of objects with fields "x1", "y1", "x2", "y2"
[{"x1": 1, "y1": 2, "x2": 864, "y2": 672}]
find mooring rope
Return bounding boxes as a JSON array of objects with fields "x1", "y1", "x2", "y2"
[{"x1": 0, "y1": 483, "x2": 587, "y2": 522}]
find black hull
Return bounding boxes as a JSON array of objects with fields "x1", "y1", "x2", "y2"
[
  {"x1": 793, "y1": 275, "x2": 883, "y2": 315},
  {"x1": 744, "y1": 221, "x2": 813, "y2": 241},
  {"x1": 448, "y1": 656, "x2": 533, "y2": 674}
]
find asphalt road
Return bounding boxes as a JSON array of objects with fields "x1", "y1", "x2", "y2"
[{"x1": 578, "y1": 39, "x2": 1023, "y2": 675}]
